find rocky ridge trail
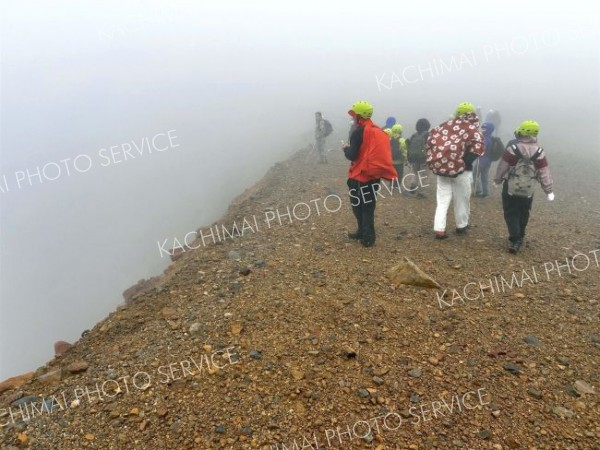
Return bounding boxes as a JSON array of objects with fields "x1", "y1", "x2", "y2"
[{"x1": 1, "y1": 147, "x2": 599, "y2": 450}]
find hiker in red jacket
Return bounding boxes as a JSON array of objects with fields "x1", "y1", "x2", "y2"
[
  {"x1": 426, "y1": 102, "x2": 484, "y2": 239},
  {"x1": 494, "y1": 120, "x2": 554, "y2": 254},
  {"x1": 343, "y1": 101, "x2": 397, "y2": 247}
]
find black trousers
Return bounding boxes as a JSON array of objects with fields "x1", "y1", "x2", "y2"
[
  {"x1": 502, "y1": 181, "x2": 533, "y2": 243},
  {"x1": 347, "y1": 178, "x2": 380, "y2": 244},
  {"x1": 393, "y1": 164, "x2": 404, "y2": 185}
]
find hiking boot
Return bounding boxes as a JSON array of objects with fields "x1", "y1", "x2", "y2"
[
  {"x1": 435, "y1": 231, "x2": 448, "y2": 240},
  {"x1": 360, "y1": 239, "x2": 375, "y2": 247},
  {"x1": 348, "y1": 231, "x2": 363, "y2": 240},
  {"x1": 456, "y1": 226, "x2": 468, "y2": 235},
  {"x1": 508, "y1": 240, "x2": 522, "y2": 254}
]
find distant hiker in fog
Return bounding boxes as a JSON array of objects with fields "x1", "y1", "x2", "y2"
[
  {"x1": 383, "y1": 116, "x2": 396, "y2": 130},
  {"x1": 389, "y1": 124, "x2": 408, "y2": 184},
  {"x1": 406, "y1": 118, "x2": 431, "y2": 197},
  {"x1": 426, "y1": 102, "x2": 483, "y2": 239},
  {"x1": 348, "y1": 119, "x2": 356, "y2": 141},
  {"x1": 315, "y1": 112, "x2": 333, "y2": 164},
  {"x1": 343, "y1": 101, "x2": 397, "y2": 247},
  {"x1": 494, "y1": 120, "x2": 554, "y2": 254},
  {"x1": 473, "y1": 122, "x2": 504, "y2": 197},
  {"x1": 484, "y1": 109, "x2": 502, "y2": 135}
]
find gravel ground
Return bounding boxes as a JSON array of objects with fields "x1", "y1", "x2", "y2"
[{"x1": 1, "y1": 145, "x2": 599, "y2": 450}]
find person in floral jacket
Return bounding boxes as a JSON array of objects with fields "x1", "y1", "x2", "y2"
[{"x1": 425, "y1": 102, "x2": 484, "y2": 239}]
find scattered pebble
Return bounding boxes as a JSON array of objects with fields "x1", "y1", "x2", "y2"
[
  {"x1": 523, "y1": 335, "x2": 541, "y2": 346},
  {"x1": 528, "y1": 388, "x2": 543, "y2": 400},
  {"x1": 552, "y1": 406, "x2": 575, "y2": 419},
  {"x1": 357, "y1": 389, "x2": 370, "y2": 398},
  {"x1": 574, "y1": 380, "x2": 595, "y2": 395},
  {"x1": 408, "y1": 368, "x2": 422, "y2": 378},
  {"x1": 477, "y1": 429, "x2": 492, "y2": 440},
  {"x1": 503, "y1": 363, "x2": 521, "y2": 375},
  {"x1": 227, "y1": 250, "x2": 241, "y2": 261},
  {"x1": 557, "y1": 356, "x2": 571, "y2": 366},
  {"x1": 249, "y1": 350, "x2": 262, "y2": 360}
]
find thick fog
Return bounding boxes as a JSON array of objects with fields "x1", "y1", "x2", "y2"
[{"x1": 1, "y1": 0, "x2": 598, "y2": 379}]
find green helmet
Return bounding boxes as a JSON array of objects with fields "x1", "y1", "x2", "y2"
[
  {"x1": 455, "y1": 102, "x2": 476, "y2": 117},
  {"x1": 348, "y1": 101, "x2": 373, "y2": 119},
  {"x1": 391, "y1": 124, "x2": 403, "y2": 136},
  {"x1": 516, "y1": 120, "x2": 540, "y2": 137}
]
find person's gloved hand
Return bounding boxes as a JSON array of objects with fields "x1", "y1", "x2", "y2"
[{"x1": 547, "y1": 192, "x2": 555, "y2": 201}]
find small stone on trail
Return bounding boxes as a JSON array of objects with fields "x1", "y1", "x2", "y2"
[
  {"x1": 528, "y1": 388, "x2": 543, "y2": 399},
  {"x1": 524, "y1": 335, "x2": 541, "y2": 346},
  {"x1": 477, "y1": 429, "x2": 492, "y2": 440},
  {"x1": 408, "y1": 368, "x2": 422, "y2": 378},
  {"x1": 574, "y1": 380, "x2": 595, "y2": 395},
  {"x1": 552, "y1": 406, "x2": 575, "y2": 418},
  {"x1": 161, "y1": 307, "x2": 177, "y2": 319},
  {"x1": 249, "y1": 350, "x2": 262, "y2": 360},
  {"x1": 228, "y1": 250, "x2": 241, "y2": 261},
  {"x1": 189, "y1": 323, "x2": 203, "y2": 334},
  {"x1": 503, "y1": 363, "x2": 521, "y2": 375},
  {"x1": 357, "y1": 389, "x2": 370, "y2": 398},
  {"x1": 557, "y1": 356, "x2": 571, "y2": 366}
]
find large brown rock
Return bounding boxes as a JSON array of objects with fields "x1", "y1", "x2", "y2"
[
  {"x1": 36, "y1": 369, "x2": 62, "y2": 385},
  {"x1": 386, "y1": 257, "x2": 441, "y2": 289},
  {"x1": 54, "y1": 341, "x2": 72, "y2": 356},
  {"x1": 122, "y1": 276, "x2": 161, "y2": 304},
  {"x1": 66, "y1": 360, "x2": 89, "y2": 374}
]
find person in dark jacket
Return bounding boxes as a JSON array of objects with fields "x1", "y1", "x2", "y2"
[
  {"x1": 473, "y1": 122, "x2": 500, "y2": 197},
  {"x1": 406, "y1": 118, "x2": 431, "y2": 195}
]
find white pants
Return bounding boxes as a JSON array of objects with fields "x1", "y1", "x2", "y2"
[{"x1": 434, "y1": 171, "x2": 472, "y2": 232}]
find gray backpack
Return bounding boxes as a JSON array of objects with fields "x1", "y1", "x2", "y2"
[
  {"x1": 507, "y1": 144, "x2": 543, "y2": 197},
  {"x1": 407, "y1": 132, "x2": 428, "y2": 164}
]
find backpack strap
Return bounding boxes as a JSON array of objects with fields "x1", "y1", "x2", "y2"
[
  {"x1": 510, "y1": 144, "x2": 524, "y2": 160},
  {"x1": 530, "y1": 147, "x2": 543, "y2": 161},
  {"x1": 511, "y1": 143, "x2": 543, "y2": 161}
]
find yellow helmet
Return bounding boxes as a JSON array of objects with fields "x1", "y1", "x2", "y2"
[
  {"x1": 391, "y1": 124, "x2": 403, "y2": 136},
  {"x1": 516, "y1": 120, "x2": 540, "y2": 137},
  {"x1": 455, "y1": 102, "x2": 476, "y2": 117},
  {"x1": 348, "y1": 101, "x2": 374, "y2": 119}
]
